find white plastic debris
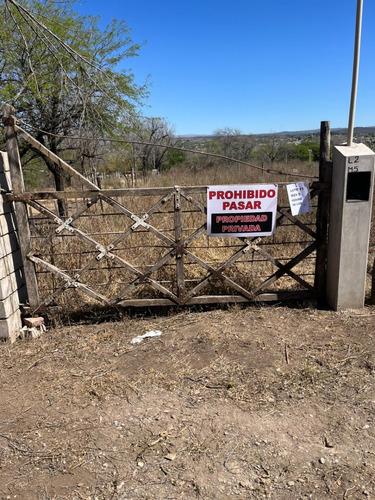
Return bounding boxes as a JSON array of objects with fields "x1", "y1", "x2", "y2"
[{"x1": 130, "y1": 330, "x2": 162, "y2": 344}]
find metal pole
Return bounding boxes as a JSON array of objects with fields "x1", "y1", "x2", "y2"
[{"x1": 347, "y1": 0, "x2": 363, "y2": 146}]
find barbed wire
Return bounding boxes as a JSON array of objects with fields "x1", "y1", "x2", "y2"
[{"x1": 15, "y1": 119, "x2": 318, "y2": 180}]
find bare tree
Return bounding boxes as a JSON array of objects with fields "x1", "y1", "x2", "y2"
[
  {"x1": 257, "y1": 135, "x2": 291, "y2": 164},
  {"x1": 132, "y1": 117, "x2": 176, "y2": 177},
  {"x1": 212, "y1": 127, "x2": 256, "y2": 162}
]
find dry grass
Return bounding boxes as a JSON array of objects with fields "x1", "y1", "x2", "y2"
[{"x1": 130, "y1": 158, "x2": 318, "y2": 188}]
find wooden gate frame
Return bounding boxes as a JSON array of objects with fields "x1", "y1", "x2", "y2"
[{"x1": 3, "y1": 107, "x2": 332, "y2": 313}]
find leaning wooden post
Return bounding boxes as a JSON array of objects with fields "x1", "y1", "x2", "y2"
[
  {"x1": 1, "y1": 104, "x2": 40, "y2": 310},
  {"x1": 314, "y1": 121, "x2": 332, "y2": 306}
]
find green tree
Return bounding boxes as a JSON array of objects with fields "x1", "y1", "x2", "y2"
[
  {"x1": 292, "y1": 141, "x2": 320, "y2": 162},
  {"x1": 0, "y1": 0, "x2": 147, "y2": 200},
  {"x1": 164, "y1": 147, "x2": 186, "y2": 170}
]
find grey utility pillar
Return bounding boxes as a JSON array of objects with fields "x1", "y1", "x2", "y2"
[{"x1": 326, "y1": 143, "x2": 375, "y2": 310}]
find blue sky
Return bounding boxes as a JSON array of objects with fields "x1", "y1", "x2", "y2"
[{"x1": 76, "y1": 0, "x2": 375, "y2": 136}]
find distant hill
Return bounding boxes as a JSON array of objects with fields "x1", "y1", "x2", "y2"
[
  {"x1": 179, "y1": 126, "x2": 375, "y2": 140},
  {"x1": 276, "y1": 126, "x2": 375, "y2": 136}
]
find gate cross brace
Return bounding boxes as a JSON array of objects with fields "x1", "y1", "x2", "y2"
[
  {"x1": 26, "y1": 196, "x2": 100, "y2": 255},
  {"x1": 27, "y1": 190, "x2": 180, "y2": 310},
  {"x1": 248, "y1": 241, "x2": 315, "y2": 292},
  {"x1": 182, "y1": 245, "x2": 255, "y2": 303},
  {"x1": 130, "y1": 213, "x2": 150, "y2": 230},
  {"x1": 55, "y1": 217, "x2": 74, "y2": 234},
  {"x1": 252, "y1": 241, "x2": 318, "y2": 295},
  {"x1": 29, "y1": 255, "x2": 110, "y2": 308}
]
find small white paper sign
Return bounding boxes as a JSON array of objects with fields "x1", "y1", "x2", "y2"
[{"x1": 286, "y1": 182, "x2": 310, "y2": 216}]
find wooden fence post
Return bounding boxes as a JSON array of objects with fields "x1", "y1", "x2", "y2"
[
  {"x1": 174, "y1": 187, "x2": 185, "y2": 303},
  {"x1": 314, "y1": 121, "x2": 332, "y2": 306},
  {"x1": 1, "y1": 104, "x2": 40, "y2": 310}
]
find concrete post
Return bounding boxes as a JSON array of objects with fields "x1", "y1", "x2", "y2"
[
  {"x1": 0, "y1": 152, "x2": 27, "y2": 341},
  {"x1": 326, "y1": 143, "x2": 375, "y2": 310}
]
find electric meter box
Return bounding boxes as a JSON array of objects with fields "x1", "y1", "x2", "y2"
[{"x1": 326, "y1": 143, "x2": 375, "y2": 310}]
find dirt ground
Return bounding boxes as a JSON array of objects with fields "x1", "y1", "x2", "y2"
[{"x1": 1, "y1": 303, "x2": 375, "y2": 500}]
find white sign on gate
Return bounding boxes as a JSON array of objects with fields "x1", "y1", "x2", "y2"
[
  {"x1": 207, "y1": 184, "x2": 278, "y2": 237},
  {"x1": 286, "y1": 182, "x2": 310, "y2": 216}
]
